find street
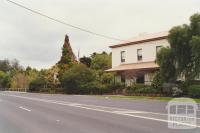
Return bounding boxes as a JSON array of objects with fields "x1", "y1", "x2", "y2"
[{"x1": 0, "y1": 91, "x2": 199, "y2": 133}]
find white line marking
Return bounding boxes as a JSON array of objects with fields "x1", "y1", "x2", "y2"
[
  {"x1": 19, "y1": 106, "x2": 31, "y2": 112},
  {"x1": 67, "y1": 103, "x2": 81, "y2": 106},
  {"x1": 112, "y1": 111, "x2": 147, "y2": 114},
  {"x1": 0, "y1": 92, "x2": 199, "y2": 128}
]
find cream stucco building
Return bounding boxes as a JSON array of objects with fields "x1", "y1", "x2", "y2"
[{"x1": 106, "y1": 31, "x2": 169, "y2": 86}]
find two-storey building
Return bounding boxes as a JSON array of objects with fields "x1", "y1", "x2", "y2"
[{"x1": 106, "y1": 31, "x2": 169, "y2": 86}]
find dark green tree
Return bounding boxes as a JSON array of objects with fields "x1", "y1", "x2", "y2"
[
  {"x1": 158, "y1": 13, "x2": 200, "y2": 82},
  {"x1": 57, "y1": 35, "x2": 77, "y2": 79},
  {"x1": 61, "y1": 64, "x2": 96, "y2": 94},
  {"x1": 58, "y1": 46, "x2": 72, "y2": 65},
  {"x1": 156, "y1": 47, "x2": 176, "y2": 82},
  {"x1": 80, "y1": 56, "x2": 92, "y2": 67},
  {"x1": 0, "y1": 60, "x2": 11, "y2": 72}
]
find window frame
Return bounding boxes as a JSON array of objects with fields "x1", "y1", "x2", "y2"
[
  {"x1": 121, "y1": 51, "x2": 126, "y2": 63},
  {"x1": 137, "y1": 49, "x2": 142, "y2": 61},
  {"x1": 156, "y1": 46, "x2": 162, "y2": 56}
]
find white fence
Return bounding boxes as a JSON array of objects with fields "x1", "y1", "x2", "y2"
[{"x1": 0, "y1": 88, "x2": 28, "y2": 92}]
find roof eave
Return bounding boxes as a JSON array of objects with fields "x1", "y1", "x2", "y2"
[{"x1": 109, "y1": 36, "x2": 168, "y2": 48}]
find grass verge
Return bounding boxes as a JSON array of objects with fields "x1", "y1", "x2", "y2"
[{"x1": 98, "y1": 95, "x2": 200, "y2": 103}]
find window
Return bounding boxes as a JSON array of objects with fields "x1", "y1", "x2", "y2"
[
  {"x1": 136, "y1": 75, "x2": 144, "y2": 83},
  {"x1": 121, "y1": 51, "x2": 125, "y2": 63},
  {"x1": 137, "y1": 49, "x2": 142, "y2": 61},
  {"x1": 156, "y1": 46, "x2": 162, "y2": 55},
  {"x1": 121, "y1": 74, "x2": 125, "y2": 83}
]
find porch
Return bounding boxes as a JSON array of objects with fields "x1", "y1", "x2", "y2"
[{"x1": 106, "y1": 61, "x2": 159, "y2": 86}]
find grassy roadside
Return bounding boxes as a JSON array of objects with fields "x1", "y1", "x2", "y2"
[{"x1": 98, "y1": 95, "x2": 200, "y2": 103}]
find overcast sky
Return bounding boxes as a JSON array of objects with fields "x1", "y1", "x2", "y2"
[{"x1": 0, "y1": 0, "x2": 199, "y2": 69}]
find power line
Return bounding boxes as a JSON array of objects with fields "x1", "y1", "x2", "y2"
[{"x1": 5, "y1": 0, "x2": 128, "y2": 42}]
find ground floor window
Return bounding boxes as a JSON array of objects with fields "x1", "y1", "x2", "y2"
[
  {"x1": 136, "y1": 75, "x2": 144, "y2": 83},
  {"x1": 121, "y1": 74, "x2": 125, "y2": 83}
]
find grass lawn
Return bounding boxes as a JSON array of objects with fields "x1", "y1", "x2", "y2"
[{"x1": 98, "y1": 95, "x2": 200, "y2": 103}]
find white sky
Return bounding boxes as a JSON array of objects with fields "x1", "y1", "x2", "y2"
[{"x1": 0, "y1": 0, "x2": 199, "y2": 69}]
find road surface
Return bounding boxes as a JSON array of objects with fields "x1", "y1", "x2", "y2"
[{"x1": 0, "y1": 91, "x2": 199, "y2": 133}]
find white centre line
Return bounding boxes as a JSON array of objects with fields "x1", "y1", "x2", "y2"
[
  {"x1": 112, "y1": 111, "x2": 147, "y2": 114},
  {"x1": 56, "y1": 120, "x2": 60, "y2": 122},
  {"x1": 19, "y1": 106, "x2": 31, "y2": 112}
]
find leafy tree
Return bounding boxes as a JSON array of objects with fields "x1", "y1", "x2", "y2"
[
  {"x1": 57, "y1": 36, "x2": 77, "y2": 79},
  {"x1": 80, "y1": 56, "x2": 92, "y2": 67},
  {"x1": 0, "y1": 71, "x2": 6, "y2": 88},
  {"x1": 11, "y1": 73, "x2": 29, "y2": 89},
  {"x1": 29, "y1": 75, "x2": 47, "y2": 92},
  {"x1": 0, "y1": 71, "x2": 11, "y2": 88},
  {"x1": 2, "y1": 75, "x2": 11, "y2": 88},
  {"x1": 100, "y1": 72, "x2": 114, "y2": 84},
  {"x1": 190, "y1": 36, "x2": 200, "y2": 78},
  {"x1": 156, "y1": 47, "x2": 176, "y2": 82},
  {"x1": 158, "y1": 13, "x2": 200, "y2": 82},
  {"x1": 61, "y1": 64, "x2": 96, "y2": 94},
  {"x1": 44, "y1": 65, "x2": 60, "y2": 88},
  {"x1": 168, "y1": 24, "x2": 192, "y2": 80},
  {"x1": 0, "y1": 60, "x2": 11, "y2": 72},
  {"x1": 59, "y1": 46, "x2": 73, "y2": 65},
  {"x1": 151, "y1": 71, "x2": 164, "y2": 93},
  {"x1": 90, "y1": 52, "x2": 111, "y2": 70},
  {"x1": 10, "y1": 59, "x2": 23, "y2": 71}
]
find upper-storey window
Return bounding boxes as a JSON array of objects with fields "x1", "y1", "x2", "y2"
[
  {"x1": 156, "y1": 46, "x2": 162, "y2": 55},
  {"x1": 121, "y1": 51, "x2": 125, "y2": 63},
  {"x1": 137, "y1": 49, "x2": 142, "y2": 61}
]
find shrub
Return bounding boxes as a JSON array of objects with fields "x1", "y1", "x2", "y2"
[
  {"x1": 100, "y1": 72, "x2": 114, "y2": 84},
  {"x1": 188, "y1": 85, "x2": 200, "y2": 98},
  {"x1": 29, "y1": 77, "x2": 46, "y2": 92},
  {"x1": 162, "y1": 83, "x2": 176, "y2": 95},
  {"x1": 61, "y1": 64, "x2": 96, "y2": 94},
  {"x1": 151, "y1": 71, "x2": 164, "y2": 93},
  {"x1": 171, "y1": 86, "x2": 183, "y2": 97},
  {"x1": 39, "y1": 88, "x2": 51, "y2": 93},
  {"x1": 126, "y1": 84, "x2": 157, "y2": 94},
  {"x1": 80, "y1": 81, "x2": 109, "y2": 94},
  {"x1": 134, "y1": 87, "x2": 158, "y2": 94},
  {"x1": 107, "y1": 82, "x2": 125, "y2": 94},
  {"x1": 178, "y1": 81, "x2": 190, "y2": 95}
]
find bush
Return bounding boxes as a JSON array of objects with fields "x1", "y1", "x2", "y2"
[
  {"x1": 162, "y1": 83, "x2": 176, "y2": 95},
  {"x1": 151, "y1": 71, "x2": 164, "y2": 93},
  {"x1": 107, "y1": 82, "x2": 125, "y2": 94},
  {"x1": 100, "y1": 72, "x2": 114, "y2": 84},
  {"x1": 135, "y1": 87, "x2": 158, "y2": 94},
  {"x1": 126, "y1": 84, "x2": 158, "y2": 94},
  {"x1": 29, "y1": 77, "x2": 46, "y2": 92},
  {"x1": 80, "y1": 81, "x2": 109, "y2": 94},
  {"x1": 178, "y1": 81, "x2": 190, "y2": 95},
  {"x1": 188, "y1": 85, "x2": 200, "y2": 98},
  {"x1": 171, "y1": 86, "x2": 183, "y2": 97},
  {"x1": 61, "y1": 64, "x2": 96, "y2": 94}
]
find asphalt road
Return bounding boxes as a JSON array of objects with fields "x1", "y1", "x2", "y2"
[{"x1": 0, "y1": 91, "x2": 199, "y2": 133}]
